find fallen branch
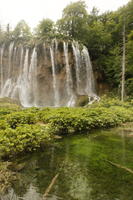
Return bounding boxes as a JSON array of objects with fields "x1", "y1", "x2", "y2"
[
  {"x1": 43, "y1": 173, "x2": 59, "y2": 200},
  {"x1": 105, "y1": 160, "x2": 133, "y2": 174}
]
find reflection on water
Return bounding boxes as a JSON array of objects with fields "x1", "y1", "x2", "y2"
[{"x1": 1, "y1": 127, "x2": 133, "y2": 200}]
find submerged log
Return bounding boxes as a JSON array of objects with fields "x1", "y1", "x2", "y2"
[
  {"x1": 105, "y1": 160, "x2": 133, "y2": 174},
  {"x1": 43, "y1": 173, "x2": 59, "y2": 199}
]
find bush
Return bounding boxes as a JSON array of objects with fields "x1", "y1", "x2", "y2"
[
  {"x1": 0, "y1": 124, "x2": 51, "y2": 157},
  {"x1": 36, "y1": 99, "x2": 133, "y2": 135},
  {"x1": 0, "y1": 120, "x2": 10, "y2": 130},
  {"x1": 0, "y1": 97, "x2": 133, "y2": 158},
  {"x1": 6, "y1": 112, "x2": 37, "y2": 128}
]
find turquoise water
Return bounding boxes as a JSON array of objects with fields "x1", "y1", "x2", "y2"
[{"x1": 1, "y1": 127, "x2": 133, "y2": 200}]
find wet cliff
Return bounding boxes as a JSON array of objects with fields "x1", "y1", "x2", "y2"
[{"x1": 0, "y1": 40, "x2": 96, "y2": 107}]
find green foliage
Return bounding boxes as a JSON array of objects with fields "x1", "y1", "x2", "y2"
[
  {"x1": 57, "y1": 0, "x2": 88, "y2": 43},
  {"x1": 126, "y1": 78, "x2": 133, "y2": 96},
  {"x1": 6, "y1": 112, "x2": 37, "y2": 128},
  {"x1": 12, "y1": 20, "x2": 32, "y2": 42},
  {"x1": 54, "y1": 0, "x2": 133, "y2": 96},
  {"x1": 0, "y1": 124, "x2": 51, "y2": 157},
  {"x1": 35, "y1": 18, "x2": 55, "y2": 40},
  {"x1": 126, "y1": 31, "x2": 133, "y2": 95},
  {"x1": 37, "y1": 99, "x2": 133, "y2": 135},
  {"x1": 0, "y1": 0, "x2": 133, "y2": 158},
  {"x1": 0, "y1": 98, "x2": 133, "y2": 158},
  {"x1": 86, "y1": 20, "x2": 112, "y2": 59},
  {"x1": 0, "y1": 120, "x2": 9, "y2": 130}
]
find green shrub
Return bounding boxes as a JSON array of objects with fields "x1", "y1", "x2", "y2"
[
  {"x1": 6, "y1": 112, "x2": 37, "y2": 128},
  {"x1": 0, "y1": 124, "x2": 51, "y2": 157},
  {"x1": 0, "y1": 97, "x2": 133, "y2": 158},
  {"x1": 0, "y1": 120, "x2": 9, "y2": 130},
  {"x1": 36, "y1": 102, "x2": 133, "y2": 135}
]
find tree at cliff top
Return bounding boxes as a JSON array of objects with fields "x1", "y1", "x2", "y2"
[
  {"x1": 0, "y1": 24, "x2": 13, "y2": 44},
  {"x1": 35, "y1": 18, "x2": 55, "y2": 40},
  {"x1": 12, "y1": 20, "x2": 32, "y2": 42},
  {"x1": 56, "y1": 0, "x2": 88, "y2": 44}
]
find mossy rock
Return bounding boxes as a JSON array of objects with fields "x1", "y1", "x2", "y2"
[
  {"x1": 75, "y1": 95, "x2": 88, "y2": 106},
  {"x1": 0, "y1": 97, "x2": 21, "y2": 109}
]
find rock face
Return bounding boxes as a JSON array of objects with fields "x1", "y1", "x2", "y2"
[{"x1": 0, "y1": 40, "x2": 96, "y2": 107}]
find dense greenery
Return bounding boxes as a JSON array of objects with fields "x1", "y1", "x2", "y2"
[
  {"x1": 0, "y1": 98, "x2": 133, "y2": 158},
  {"x1": 0, "y1": 2, "x2": 132, "y2": 195},
  {"x1": 0, "y1": 0, "x2": 132, "y2": 96}
]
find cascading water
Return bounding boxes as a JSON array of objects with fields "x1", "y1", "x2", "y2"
[
  {"x1": 0, "y1": 44, "x2": 5, "y2": 93},
  {"x1": 0, "y1": 42, "x2": 14, "y2": 97},
  {"x1": 10, "y1": 46, "x2": 18, "y2": 99},
  {"x1": 82, "y1": 46, "x2": 95, "y2": 96},
  {"x1": 0, "y1": 40, "x2": 97, "y2": 107},
  {"x1": 28, "y1": 47, "x2": 38, "y2": 106},
  {"x1": 72, "y1": 41, "x2": 81, "y2": 94},
  {"x1": 63, "y1": 42, "x2": 75, "y2": 106},
  {"x1": 19, "y1": 48, "x2": 30, "y2": 107},
  {"x1": 8, "y1": 42, "x2": 14, "y2": 78},
  {"x1": 50, "y1": 41, "x2": 59, "y2": 107},
  {"x1": 11, "y1": 46, "x2": 24, "y2": 99}
]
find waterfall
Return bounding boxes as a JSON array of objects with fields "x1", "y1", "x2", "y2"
[
  {"x1": 11, "y1": 46, "x2": 24, "y2": 99},
  {"x1": 82, "y1": 46, "x2": 95, "y2": 96},
  {"x1": 0, "y1": 44, "x2": 5, "y2": 93},
  {"x1": 0, "y1": 42, "x2": 15, "y2": 97},
  {"x1": 63, "y1": 42, "x2": 72, "y2": 96},
  {"x1": 12, "y1": 46, "x2": 17, "y2": 68},
  {"x1": 19, "y1": 48, "x2": 30, "y2": 107},
  {"x1": 19, "y1": 48, "x2": 38, "y2": 107},
  {"x1": 8, "y1": 42, "x2": 14, "y2": 78},
  {"x1": 50, "y1": 40, "x2": 59, "y2": 107},
  {"x1": 19, "y1": 46, "x2": 24, "y2": 75},
  {"x1": 63, "y1": 42, "x2": 75, "y2": 106},
  {"x1": 72, "y1": 41, "x2": 81, "y2": 94},
  {"x1": 28, "y1": 47, "x2": 38, "y2": 106},
  {"x1": 10, "y1": 46, "x2": 18, "y2": 98},
  {"x1": 1, "y1": 79, "x2": 13, "y2": 97},
  {"x1": 0, "y1": 40, "x2": 97, "y2": 107}
]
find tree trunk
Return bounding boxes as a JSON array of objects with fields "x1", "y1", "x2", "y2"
[{"x1": 121, "y1": 21, "x2": 126, "y2": 101}]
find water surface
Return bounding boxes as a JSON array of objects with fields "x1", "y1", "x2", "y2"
[{"x1": 1, "y1": 127, "x2": 133, "y2": 200}]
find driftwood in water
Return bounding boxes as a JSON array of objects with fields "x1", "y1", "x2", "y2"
[
  {"x1": 43, "y1": 173, "x2": 59, "y2": 199},
  {"x1": 106, "y1": 160, "x2": 133, "y2": 174}
]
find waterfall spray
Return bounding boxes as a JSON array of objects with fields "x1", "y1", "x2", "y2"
[
  {"x1": 19, "y1": 48, "x2": 30, "y2": 107},
  {"x1": 0, "y1": 44, "x2": 5, "y2": 93},
  {"x1": 29, "y1": 47, "x2": 38, "y2": 106},
  {"x1": 82, "y1": 46, "x2": 95, "y2": 96},
  {"x1": 0, "y1": 41, "x2": 97, "y2": 107},
  {"x1": 50, "y1": 40, "x2": 60, "y2": 107},
  {"x1": 72, "y1": 41, "x2": 81, "y2": 94}
]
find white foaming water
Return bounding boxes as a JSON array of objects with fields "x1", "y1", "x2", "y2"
[
  {"x1": 0, "y1": 42, "x2": 15, "y2": 98},
  {"x1": 82, "y1": 46, "x2": 95, "y2": 96},
  {"x1": 28, "y1": 47, "x2": 38, "y2": 106},
  {"x1": 0, "y1": 44, "x2": 5, "y2": 93},
  {"x1": 19, "y1": 48, "x2": 30, "y2": 107},
  {"x1": 8, "y1": 42, "x2": 14, "y2": 78},
  {"x1": 63, "y1": 42, "x2": 75, "y2": 106},
  {"x1": 50, "y1": 41, "x2": 60, "y2": 107},
  {"x1": 11, "y1": 46, "x2": 24, "y2": 99},
  {"x1": 0, "y1": 40, "x2": 97, "y2": 107},
  {"x1": 72, "y1": 41, "x2": 81, "y2": 94}
]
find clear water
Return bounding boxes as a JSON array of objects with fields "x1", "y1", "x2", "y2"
[{"x1": 1, "y1": 127, "x2": 133, "y2": 200}]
